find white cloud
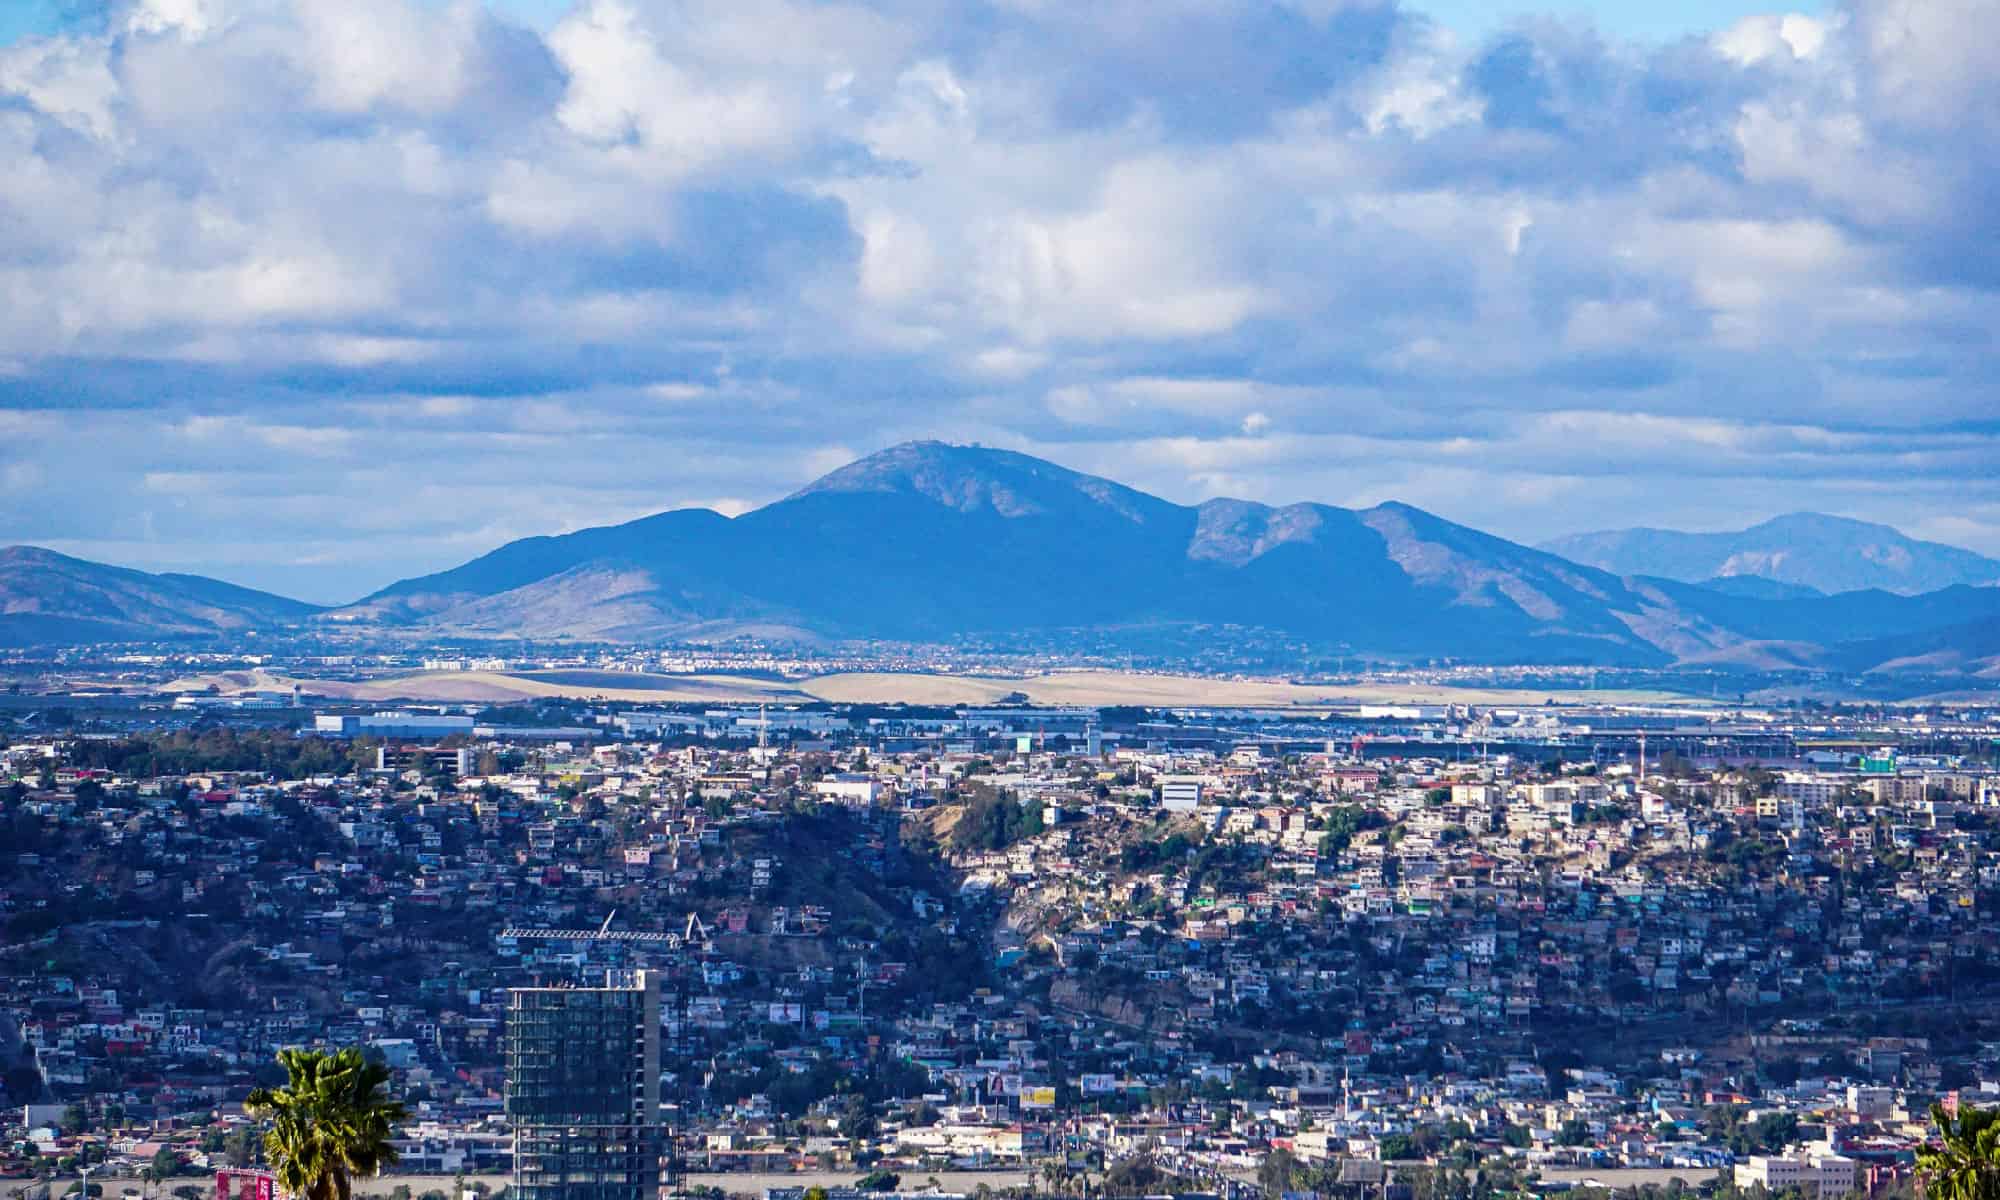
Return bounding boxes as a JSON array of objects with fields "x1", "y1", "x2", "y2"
[
  {"x1": 0, "y1": 0, "x2": 1994, "y2": 593},
  {"x1": 548, "y1": 0, "x2": 806, "y2": 174},
  {"x1": 1713, "y1": 13, "x2": 1832, "y2": 65},
  {"x1": 127, "y1": 0, "x2": 230, "y2": 39},
  {"x1": 1361, "y1": 27, "x2": 1483, "y2": 137},
  {"x1": 0, "y1": 33, "x2": 121, "y2": 139},
  {"x1": 293, "y1": 0, "x2": 481, "y2": 115}
]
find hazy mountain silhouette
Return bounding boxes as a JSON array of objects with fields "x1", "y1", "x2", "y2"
[
  {"x1": 11, "y1": 444, "x2": 1997, "y2": 671},
  {"x1": 1541, "y1": 513, "x2": 2000, "y2": 595},
  {"x1": 330, "y1": 442, "x2": 2000, "y2": 670},
  {"x1": 0, "y1": 545, "x2": 321, "y2": 646}
]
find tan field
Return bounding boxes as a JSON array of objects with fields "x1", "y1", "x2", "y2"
[
  {"x1": 165, "y1": 667, "x2": 1689, "y2": 709},
  {"x1": 800, "y1": 669, "x2": 1686, "y2": 708},
  {"x1": 164, "y1": 670, "x2": 811, "y2": 705}
]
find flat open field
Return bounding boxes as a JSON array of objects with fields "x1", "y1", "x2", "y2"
[
  {"x1": 163, "y1": 668, "x2": 1689, "y2": 709},
  {"x1": 164, "y1": 670, "x2": 811, "y2": 705},
  {"x1": 799, "y1": 670, "x2": 1687, "y2": 708}
]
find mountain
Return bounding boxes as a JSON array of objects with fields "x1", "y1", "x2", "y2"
[
  {"x1": 343, "y1": 443, "x2": 1683, "y2": 663},
  {"x1": 1693, "y1": 575, "x2": 1824, "y2": 601},
  {"x1": 340, "y1": 441, "x2": 2000, "y2": 673},
  {"x1": 11, "y1": 444, "x2": 1997, "y2": 674},
  {"x1": 0, "y1": 546, "x2": 323, "y2": 646},
  {"x1": 1539, "y1": 513, "x2": 2000, "y2": 595}
]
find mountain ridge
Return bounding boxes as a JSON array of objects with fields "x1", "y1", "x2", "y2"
[
  {"x1": 326, "y1": 442, "x2": 2000, "y2": 673},
  {"x1": 1539, "y1": 512, "x2": 2000, "y2": 595},
  {"x1": 5, "y1": 443, "x2": 1996, "y2": 675},
  {"x1": 0, "y1": 545, "x2": 322, "y2": 647}
]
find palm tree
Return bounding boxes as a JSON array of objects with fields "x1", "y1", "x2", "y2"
[
  {"x1": 1918, "y1": 1103, "x2": 2000, "y2": 1200},
  {"x1": 245, "y1": 1049, "x2": 407, "y2": 1200}
]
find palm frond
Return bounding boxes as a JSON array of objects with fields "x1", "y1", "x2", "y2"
[{"x1": 243, "y1": 1048, "x2": 406, "y2": 1200}]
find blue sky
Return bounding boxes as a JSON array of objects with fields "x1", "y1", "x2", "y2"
[
  {"x1": 0, "y1": 0, "x2": 1993, "y2": 602},
  {"x1": 517, "y1": 0, "x2": 1827, "y2": 39},
  {"x1": 0, "y1": 1, "x2": 1833, "y2": 45}
]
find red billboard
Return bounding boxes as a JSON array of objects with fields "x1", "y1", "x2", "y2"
[{"x1": 217, "y1": 1170, "x2": 275, "y2": 1200}]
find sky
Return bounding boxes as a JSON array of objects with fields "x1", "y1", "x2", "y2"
[{"x1": 0, "y1": 0, "x2": 1993, "y2": 604}]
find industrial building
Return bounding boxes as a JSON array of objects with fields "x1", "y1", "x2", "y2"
[{"x1": 314, "y1": 712, "x2": 475, "y2": 738}]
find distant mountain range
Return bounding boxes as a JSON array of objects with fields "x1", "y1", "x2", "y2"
[
  {"x1": 1539, "y1": 513, "x2": 2000, "y2": 596},
  {"x1": 5, "y1": 442, "x2": 1998, "y2": 676},
  {"x1": 0, "y1": 546, "x2": 321, "y2": 647}
]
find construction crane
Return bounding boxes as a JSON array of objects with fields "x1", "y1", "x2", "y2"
[{"x1": 500, "y1": 909, "x2": 711, "y2": 949}]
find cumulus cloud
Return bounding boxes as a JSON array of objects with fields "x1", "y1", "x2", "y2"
[{"x1": 0, "y1": 0, "x2": 1996, "y2": 600}]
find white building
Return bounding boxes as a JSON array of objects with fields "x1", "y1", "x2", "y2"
[
  {"x1": 1734, "y1": 1154, "x2": 1857, "y2": 1197},
  {"x1": 1847, "y1": 1085, "x2": 1897, "y2": 1121},
  {"x1": 1160, "y1": 777, "x2": 1204, "y2": 811},
  {"x1": 814, "y1": 774, "x2": 882, "y2": 806}
]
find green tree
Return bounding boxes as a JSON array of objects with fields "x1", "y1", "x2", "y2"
[
  {"x1": 1917, "y1": 1102, "x2": 2000, "y2": 1200},
  {"x1": 1259, "y1": 1148, "x2": 1299, "y2": 1196},
  {"x1": 244, "y1": 1048, "x2": 407, "y2": 1200},
  {"x1": 224, "y1": 1127, "x2": 259, "y2": 1168},
  {"x1": 148, "y1": 1147, "x2": 180, "y2": 1182},
  {"x1": 837, "y1": 1094, "x2": 878, "y2": 1140}
]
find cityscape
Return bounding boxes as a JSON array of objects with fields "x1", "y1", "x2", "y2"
[
  {"x1": 1, "y1": 670, "x2": 1998, "y2": 1200},
  {"x1": 3, "y1": 3, "x2": 1999, "y2": 1200}
]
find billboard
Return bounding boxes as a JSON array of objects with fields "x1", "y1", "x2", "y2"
[
  {"x1": 217, "y1": 1172, "x2": 274, "y2": 1200},
  {"x1": 1080, "y1": 1074, "x2": 1117, "y2": 1095},
  {"x1": 1021, "y1": 1086, "x2": 1057, "y2": 1109}
]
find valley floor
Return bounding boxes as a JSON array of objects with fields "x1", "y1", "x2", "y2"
[{"x1": 161, "y1": 666, "x2": 1693, "y2": 708}]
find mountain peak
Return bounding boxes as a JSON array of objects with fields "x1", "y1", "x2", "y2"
[
  {"x1": 1746, "y1": 512, "x2": 1898, "y2": 536},
  {"x1": 788, "y1": 441, "x2": 1174, "y2": 524}
]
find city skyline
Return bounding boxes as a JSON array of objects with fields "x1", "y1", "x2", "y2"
[{"x1": 0, "y1": 0, "x2": 1993, "y2": 601}]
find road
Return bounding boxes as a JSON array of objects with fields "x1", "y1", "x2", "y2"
[{"x1": 1537, "y1": 1167, "x2": 1727, "y2": 1189}]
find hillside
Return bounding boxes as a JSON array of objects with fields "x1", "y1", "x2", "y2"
[
  {"x1": 347, "y1": 442, "x2": 1687, "y2": 664},
  {"x1": 0, "y1": 546, "x2": 322, "y2": 646},
  {"x1": 338, "y1": 442, "x2": 2000, "y2": 674},
  {"x1": 1540, "y1": 513, "x2": 2000, "y2": 595},
  {"x1": 6, "y1": 444, "x2": 1998, "y2": 675}
]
